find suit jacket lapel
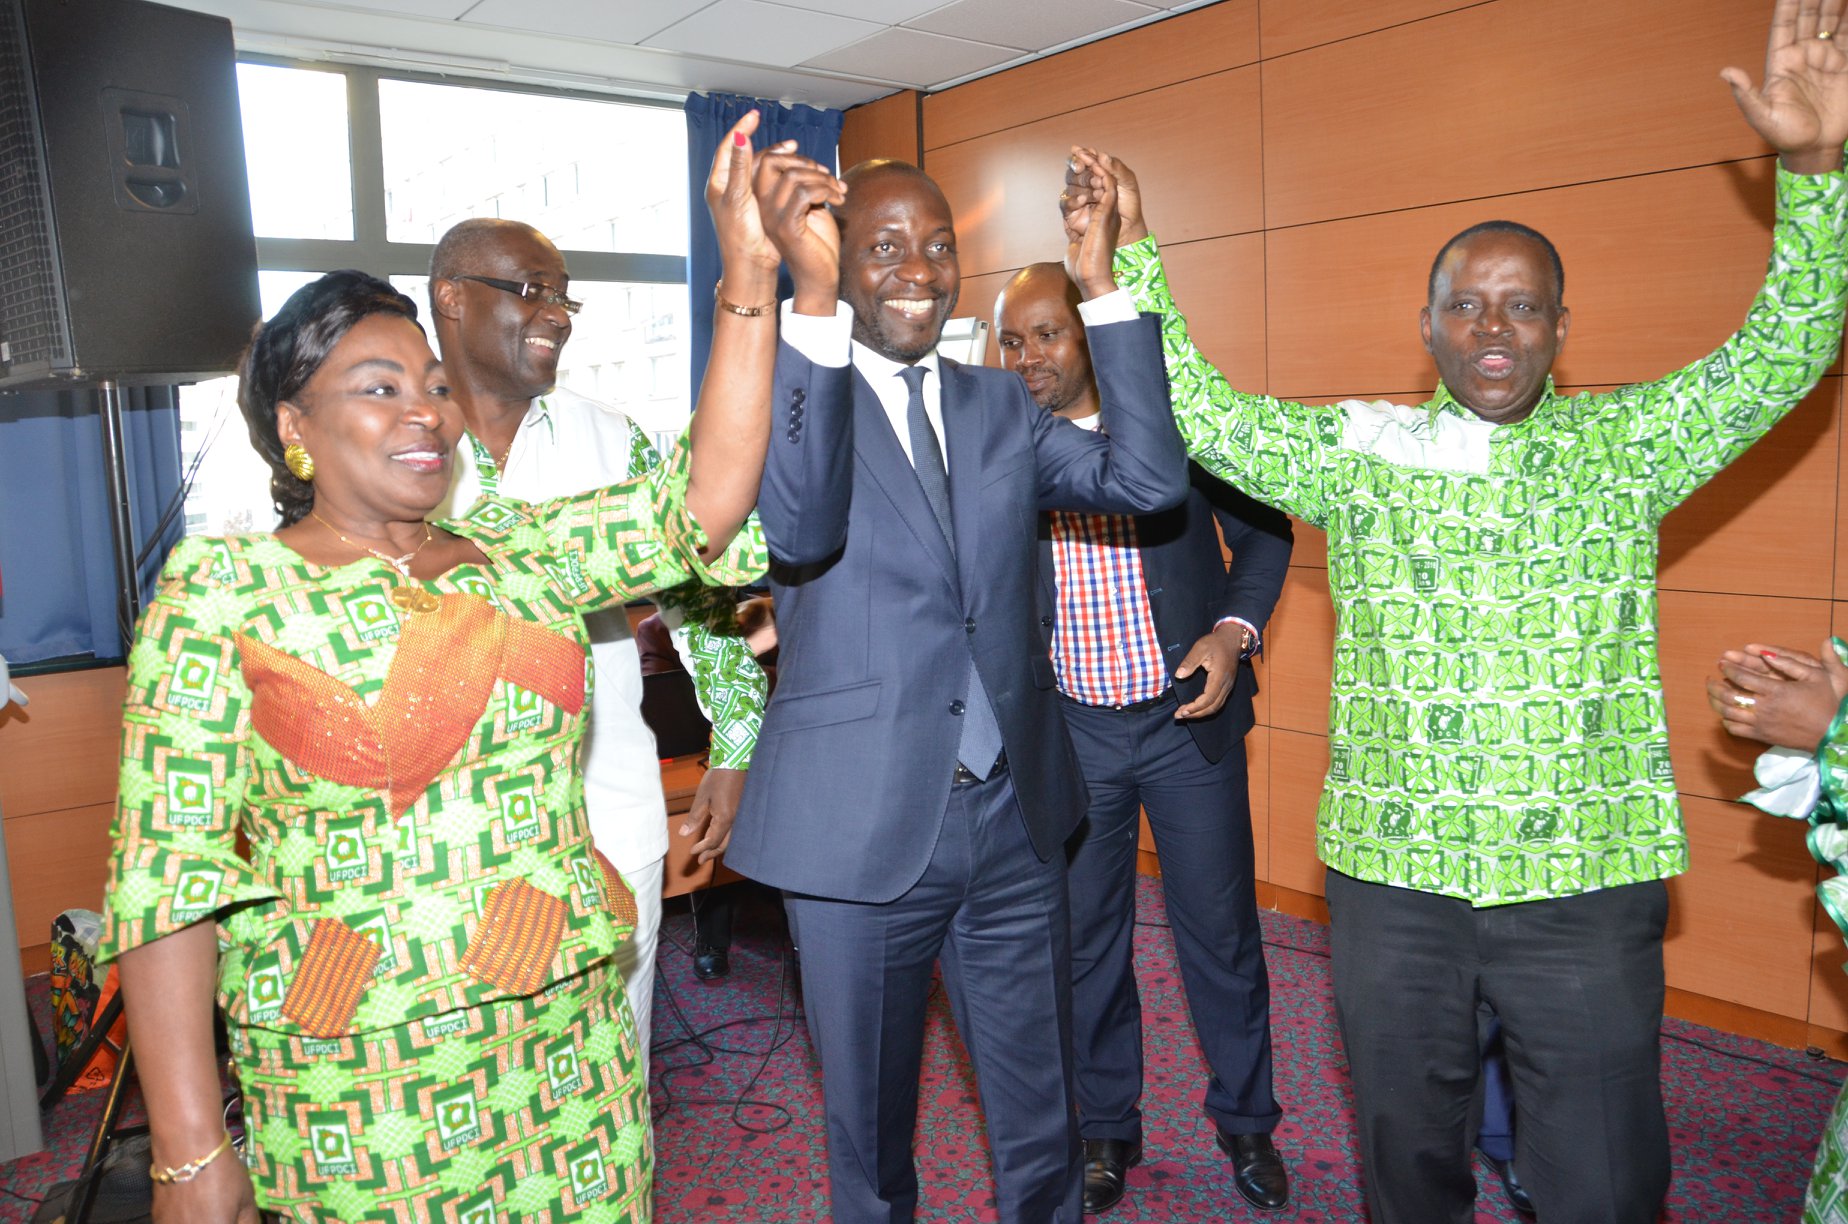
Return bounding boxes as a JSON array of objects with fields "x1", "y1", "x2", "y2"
[
  {"x1": 851, "y1": 368, "x2": 957, "y2": 588},
  {"x1": 940, "y1": 359, "x2": 986, "y2": 599}
]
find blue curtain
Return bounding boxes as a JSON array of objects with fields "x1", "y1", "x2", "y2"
[
  {"x1": 684, "y1": 91, "x2": 843, "y2": 402},
  {"x1": 0, "y1": 386, "x2": 185, "y2": 665}
]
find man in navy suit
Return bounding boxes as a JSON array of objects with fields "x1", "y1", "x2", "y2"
[
  {"x1": 726, "y1": 159, "x2": 1187, "y2": 1223},
  {"x1": 995, "y1": 264, "x2": 1294, "y2": 1215}
]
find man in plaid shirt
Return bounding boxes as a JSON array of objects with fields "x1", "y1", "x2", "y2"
[{"x1": 997, "y1": 263, "x2": 1295, "y2": 1214}]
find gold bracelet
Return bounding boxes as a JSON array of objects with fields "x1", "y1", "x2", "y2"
[
  {"x1": 715, "y1": 282, "x2": 775, "y2": 317},
  {"x1": 149, "y1": 1131, "x2": 235, "y2": 1185}
]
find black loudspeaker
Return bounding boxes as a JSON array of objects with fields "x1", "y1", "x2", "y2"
[{"x1": 0, "y1": 0, "x2": 259, "y2": 390}]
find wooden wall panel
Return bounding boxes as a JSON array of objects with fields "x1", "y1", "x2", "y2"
[
  {"x1": 1288, "y1": 518, "x2": 1327, "y2": 570},
  {"x1": 1264, "y1": 160, "x2": 1788, "y2": 401},
  {"x1": 1664, "y1": 795, "x2": 1820, "y2": 1020},
  {"x1": 924, "y1": 0, "x2": 1259, "y2": 151},
  {"x1": 1153, "y1": 232, "x2": 1267, "y2": 397},
  {"x1": 1838, "y1": 403, "x2": 1848, "y2": 603},
  {"x1": 1261, "y1": 0, "x2": 1771, "y2": 229},
  {"x1": 1264, "y1": 566, "x2": 1334, "y2": 735},
  {"x1": 1257, "y1": 0, "x2": 1481, "y2": 59},
  {"x1": 1, "y1": 802, "x2": 113, "y2": 953},
  {"x1": 932, "y1": 66, "x2": 1263, "y2": 279},
  {"x1": 1247, "y1": 725, "x2": 1271, "y2": 881},
  {"x1": 1268, "y1": 728, "x2": 1328, "y2": 896},
  {"x1": 0, "y1": 667, "x2": 125, "y2": 819},
  {"x1": 1659, "y1": 378, "x2": 1840, "y2": 600},
  {"x1": 1657, "y1": 590, "x2": 1833, "y2": 804},
  {"x1": 839, "y1": 90, "x2": 921, "y2": 170},
  {"x1": 958, "y1": 267, "x2": 1021, "y2": 359},
  {"x1": 1810, "y1": 885, "x2": 1848, "y2": 1036}
]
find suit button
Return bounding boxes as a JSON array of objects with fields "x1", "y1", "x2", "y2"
[
  {"x1": 965, "y1": 618, "x2": 975, "y2": 633},
  {"x1": 1039, "y1": 616, "x2": 1053, "y2": 626},
  {"x1": 793, "y1": 388, "x2": 805, "y2": 404},
  {"x1": 786, "y1": 427, "x2": 800, "y2": 442},
  {"x1": 949, "y1": 700, "x2": 965, "y2": 715}
]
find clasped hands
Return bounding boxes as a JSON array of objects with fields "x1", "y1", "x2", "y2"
[
  {"x1": 1706, "y1": 642, "x2": 1848, "y2": 752},
  {"x1": 704, "y1": 110, "x2": 845, "y2": 316}
]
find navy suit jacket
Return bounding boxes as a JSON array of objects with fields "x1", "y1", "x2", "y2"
[
  {"x1": 1036, "y1": 468, "x2": 1293, "y2": 762},
  {"x1": 727, "y1": 311, "x2": 1188, "y2": 904}
]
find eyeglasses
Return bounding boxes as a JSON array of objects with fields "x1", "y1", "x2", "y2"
[{"x1": 453, "y1": 275, "x2": 582, "y2": 316}]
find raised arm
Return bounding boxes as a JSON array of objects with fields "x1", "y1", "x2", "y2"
[
  {"x1": 753, "y1": 144, "x2": 856, "y2": 565},
  {"x1": 1063, "y1": 149, "x2": 1346, "y2": 527},
  {"x1": 1723, "y1": 0, "x2": 1848, "y2": 175},
  {"x1": 682, "y1": 112, "x2": 820, "y2": 559}
]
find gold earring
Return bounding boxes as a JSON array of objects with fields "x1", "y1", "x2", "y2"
[{"x1": 284, "y1": 443, "x2": 315, "y2": 482}]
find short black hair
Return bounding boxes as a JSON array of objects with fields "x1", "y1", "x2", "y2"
[
  {"x1": 237, "y1": 270, "x2": 421, "y2": 526},
  {"x1": 429, "y1": 217, "x2": 544, "y2": 282},
  {"x1": 832, "y1": 158, "x2": 946, "y2": 223},
  {"x1": 1427, "y1": 220, "x2": 1564, "y2": 305}
]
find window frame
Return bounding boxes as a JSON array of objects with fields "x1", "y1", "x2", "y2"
[{"x1": 240, "y1": 54, "x2": 688, "y2": 289}]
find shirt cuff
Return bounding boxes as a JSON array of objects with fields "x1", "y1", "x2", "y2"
[
  {"x1": 1214, "y1": 615, "x2": 1261, "y2": 658},
  {"x1": 1076, "y1": 289, "x2": 1136, "y2": 326},
  {"x1": 780, "y1": 298, "x2": 853, "y2": 368}
]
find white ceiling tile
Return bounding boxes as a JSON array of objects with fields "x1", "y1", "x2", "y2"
[
  {"x1": 286, "y1": 0, "x2": 480, "y2": 19},
  {"x1": 643, "y1": 0, "x2": 883, "y2": 68},
  {"x1": 770, "y1": 0, "x2": 950, "y2": 22},
  {"x1": 906, "y1": 0, "x2": 1154, "y2": 52},
  {"x1": 459, "y1": 0, "x2": 717, "y2": 42},
  {"x1": 802, "y1": 26, "x2": 1019, "y2": 89}
]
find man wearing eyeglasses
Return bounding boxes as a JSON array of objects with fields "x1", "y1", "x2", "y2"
[{"x1": 427, "y1": 217, "x2": 769, "y2": 1068}]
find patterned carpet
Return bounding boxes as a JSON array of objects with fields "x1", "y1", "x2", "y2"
[{"x1": 1, "y1": 875, "x2": 1841, "y2": 1222}]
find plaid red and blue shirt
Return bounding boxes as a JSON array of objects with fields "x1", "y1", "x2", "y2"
[{"x1": 1049, "y1": 510, "x2": 1169, "y2": 707}]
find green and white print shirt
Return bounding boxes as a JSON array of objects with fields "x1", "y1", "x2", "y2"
[{"x1": 1116, "y1": 164, "x2": 1848, "y2": 905}]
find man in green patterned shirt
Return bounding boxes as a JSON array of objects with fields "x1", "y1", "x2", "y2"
[
  {"x1": 1062, "y1": 1, "x2": 1848, "y2": 1218},
  {"x1": 427, "y1": 218, "x2": 768, "y2": 1066}
]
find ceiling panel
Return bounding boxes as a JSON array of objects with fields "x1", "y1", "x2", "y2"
[
  {"x1": 459, "y1": 0, "x2": 716, "y2": 43},
  {"x1": 773, "y1": 0, "x2": 952, "y2": 22},
  {"x1": 803, "y1": 25, "x2": 1020, "y2": 88},
  {"x1": 643, "y1": 0, "x2": 884, "y2": 68},
  {"x1": 906, "y1": 0, "x2": 1158, "y2": 53},
  {"x1": 284, "y1": 0, "x2": 477, "y2": 17}
]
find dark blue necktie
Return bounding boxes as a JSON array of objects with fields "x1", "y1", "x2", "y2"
[{"x1": 900, "y1": 366, "x2": 1003, "y2": 778}]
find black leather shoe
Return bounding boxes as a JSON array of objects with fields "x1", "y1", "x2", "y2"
[
  {"x1": 1214, "y1": 1129, "x2": 1289, "y2": 1211},
  {"x1": 692, "y1": 945, "x2": 730, "y2": 981},
  {"x1": 1484, "y1": 1155, "x2": 1536, "y2": 1217},
  {"x1": 1080, "y1": 1138, "x2": 1141, "y2": 1214}
]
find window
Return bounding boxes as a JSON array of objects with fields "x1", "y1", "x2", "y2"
[{"x1": 179, "y1": 62, "x2": 689, "y2": 536}]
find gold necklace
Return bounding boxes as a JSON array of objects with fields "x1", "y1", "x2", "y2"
[{"x1": 311, "y1": 511, "x2": 441, "y2": 614}]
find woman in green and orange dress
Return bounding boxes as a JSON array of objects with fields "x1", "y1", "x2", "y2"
[{"x1": 98, "y1": 117, "x2": 845, "y2": 1222}]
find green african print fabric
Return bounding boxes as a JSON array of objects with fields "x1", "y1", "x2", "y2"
[
  {"x1": 1797, "y1": 639, "x2": 1848, "y2": 1223},
  {"x1": 238, "y1": 964, "x2": 648, "y2": 1222},
  {"x1": 618, "y1": 422, "x2": 763, "y2": 769},
  {"x1": 1807, "y1": 1091, "x2": 1848, "y2": 1224},
  {"x1": 101, "y1": 455, "x2": 763, "y2": 1219},
  {"x1": 466, "y1": 420, "x2": 767, "y2": 770},
  {"x1": 1116, "y1": 163, "x2": 1848, "y2": 906}
]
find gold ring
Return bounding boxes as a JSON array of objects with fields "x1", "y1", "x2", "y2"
[
  {"x1": 1821, "y1": 28, "x2": 1835, "y2": 38},
  {"x1": 1734, "y1": 693, "x2": 1757, "y2": 709}
]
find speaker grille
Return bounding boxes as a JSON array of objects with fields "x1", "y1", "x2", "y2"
[{"x1": 0, "y1": 0, "x2": 68, "y2": 372}]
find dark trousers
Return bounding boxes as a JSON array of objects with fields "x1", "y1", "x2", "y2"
[
  {"x1": 1062, "y1": 694, "x2": 1280, "y2": 1142},
  {"x1": 1325, "y1": 869, "x2": 1671, "y2": 1224},
  {"x1": 783, "y1": 770, "x2": 1082, "y2": 1224}
]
